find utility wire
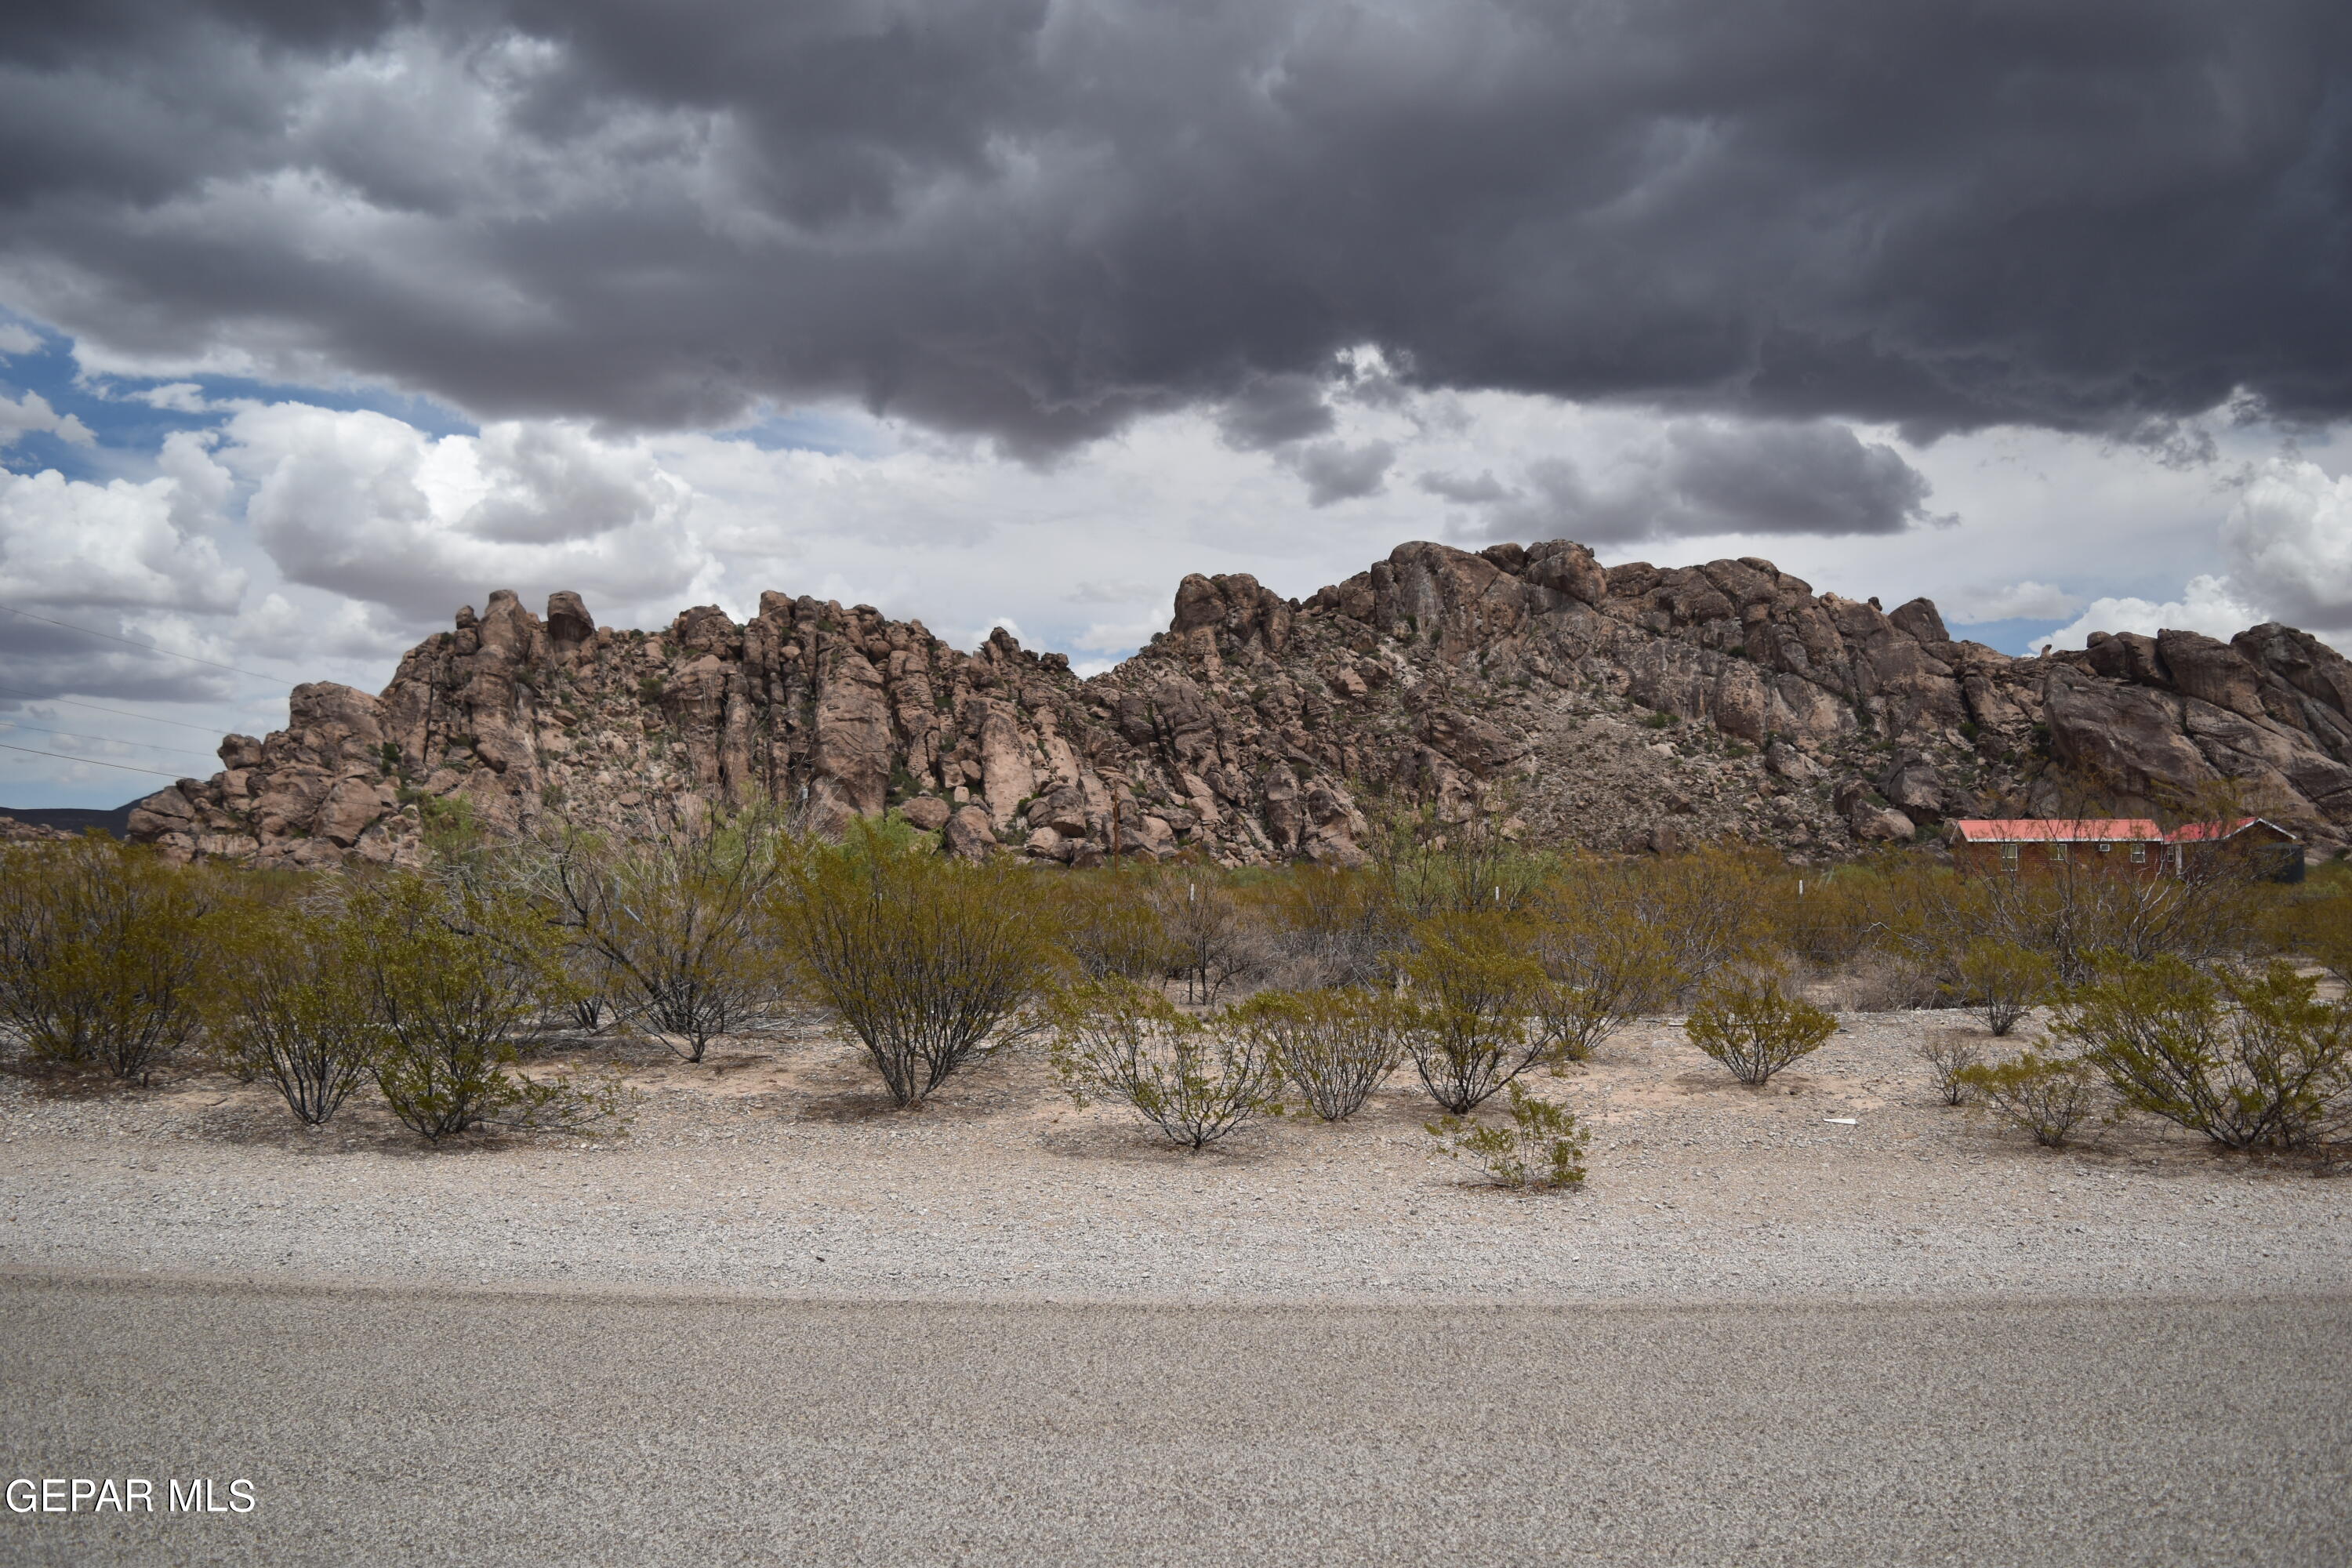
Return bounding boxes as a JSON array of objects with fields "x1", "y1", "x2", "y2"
[
  {"x1": 0, "y1": 683, "x2": 245, "y2": 735},
  {"x1": 0, "y1": 742, "x2": 188, "y2": 781},
  {"x1": 0, "y1": 720, "x2": 219, "y2": 762},
  {"x1": 0, "y1": 602, "x2": 284, "y2": 682}
]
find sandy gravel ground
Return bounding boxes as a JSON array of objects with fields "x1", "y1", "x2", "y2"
[
  {"x1": 5, "y1": 1278, "x2": 2346, "y2": 1567},
  {"x1": 2, "y1": 1010, "x2": 2346, "y2": 1303}
]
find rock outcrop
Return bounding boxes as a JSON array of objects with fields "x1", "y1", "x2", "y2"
[{"x1": 128, "y1": 539, "x2": 2352, "y2": 868}]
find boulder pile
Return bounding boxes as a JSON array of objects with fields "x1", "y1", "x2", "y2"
[{"x1": 126, "y1": 539, "x2": 2352, "y2": 866}]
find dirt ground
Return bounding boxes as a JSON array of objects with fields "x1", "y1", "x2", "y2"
[{"x1": 2, "y1": 1008, "x2": 2347, "y2": 1303}]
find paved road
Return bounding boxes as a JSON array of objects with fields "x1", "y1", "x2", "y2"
[{"x1": 1, "y1": 1275, "x2": 2346, "y2": 1566}]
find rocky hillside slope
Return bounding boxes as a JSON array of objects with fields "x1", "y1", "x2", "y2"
[{"x1": 125, "y1": 539, "x2": 2352, "y2": 869}]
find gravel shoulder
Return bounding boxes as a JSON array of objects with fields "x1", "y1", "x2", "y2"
[{"x1": 2, "y1": 1010, "x2": 2347, "y2": 1303}]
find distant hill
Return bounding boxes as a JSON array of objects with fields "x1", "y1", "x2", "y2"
[
  {"x1": 112, "y1": 537, "x2": 2352, "y2": 869},
  {"x1": 0, "y1": 801, "x2": 136, "y2": 839}
]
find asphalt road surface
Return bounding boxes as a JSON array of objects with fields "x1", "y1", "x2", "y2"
[{"x1": 2, "y1": 1275, "x2": 2346, "y2": 1566}]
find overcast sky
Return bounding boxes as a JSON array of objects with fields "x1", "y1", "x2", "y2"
[{"x1": 4, "y1": 0, "x2": 2350, "y2": 806}]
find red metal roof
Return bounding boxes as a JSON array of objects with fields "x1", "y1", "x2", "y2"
[
  {"x1": 1951, "y1": 818, "x2": 2162, "y2": 843},
  {"x1": 2165, "y1": 817, "x2": 2299, "y2": 844}
]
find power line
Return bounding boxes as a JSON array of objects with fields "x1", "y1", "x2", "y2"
[
  {"x1": 0, "y1": 720, "x2": 219, "y2": 762},
  {"x1": 0, "y1": 602, "x2": 285, "y2": 682},
  {"x1": 0, "y1": 683, "x2": 243, "y2": 735},
  {"x1": 0, "y1": 742, "x2": 188, "y2": 781}
]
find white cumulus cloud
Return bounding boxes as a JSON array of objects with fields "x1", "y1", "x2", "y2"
[
  {"x1": 2220, "y1": 459, "x2": 2352, "y2": 633},
  {"x1": 219, "y1": 403, "x2": 710, "y2": 625},
  {"x1": 0, "y1": 390, "x2": 95, "y2": 448},
  {"x1": 2042, "y1": 574, "x2": 2266, "y2": 652},
  {"x1": 0, "y1": 432, "x2": 241, "y2": 610}
]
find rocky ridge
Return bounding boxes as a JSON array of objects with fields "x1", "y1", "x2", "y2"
[{"x1": 125, "y1": 539, "x2": 2352, "y2": 868}]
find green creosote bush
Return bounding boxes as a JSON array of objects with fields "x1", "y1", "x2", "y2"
[
  {"x1": 1954, "y1": 938, "x2": 2055, "y2": 1036},
  {"x1": 1530, "y1": 887, "x2": 1682, "y2": 1063},
  {"x1": 1915, "y1": 1029, "x2": 1984, "y2": 1107},
  {"x1": 0, "y1": 834, "x2": 216, "y2": 1082},
  {"x1": 2054, "y1": 955, "x2": 2352, "y2": 1150},
  {"x1": 1426, "y1": 1081, "x2": 1588, "y2": 1191},
  {"x1": 1046, "y1": 978, "x2": 1283, "y2": 1150},
  {"x1": 344, "y1": 872, "x2": 630, "y2": 1142},
  {"x1": 1685, "y1": 969, "x2": 1836, "y2": 1086},
  {"x1": 1229, "y1": 986, "x2": 1403, "y2": 1122},
  {"x1": 535, "y1": 809, "x2": 793, "y2": 1063},
  {"x1": 771, "y1": 821, "x2": 1054, "y2": 1107},
  {"x1": 1955, "y1": 1051, "x2": 2105, "y2": 1148},
  {"x1": 201, "y1": 901, "x2": 382, "y2": 1127},
  {"x1": 1394, "y1": 912, "x2": 1555, "y2": 1114}
]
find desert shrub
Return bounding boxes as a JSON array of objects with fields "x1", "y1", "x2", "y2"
[
  {"x1": 1251, "y1": 865, "x2": 1398, "y2": 989},
  {"x1": 773, "y1": 823, "x2": 1055, "y2": 1106},
  {"x1": 1047, "y1": 978, "x2": 1283, "y2": 1149},
  {"x1": 1686, "y1": 969, "x2": 1836, "y2": 1085},
  {"x1": 1962, "y1": 807, "x2": 2267, "y2": 984},
  {"x1": 345, "y1": 873, "x2": 621, "y2": 1141},
  {"x1": 1426, "y1": 1080, "x2": 1588, "y2": 1190},
  {"x1": 1362, "y1": 795, "x2": 1549, "y2": 920},
  {"x1": 534, "y1": 810, "x2": 791, "y2": 1062},
  {"x1": 2264, "y1": 879, "x2": 2352, "y2": 988},
  {"x1": 1395, "y1": 912, "x2": 1554, "y2": 1114},
  {"x1": 201, "y1": 902, "x2": 382, "y2": 1127},
  {"x1": 1954, "y1": 938, "x2": 2054, "y2": 1036},
  {"x1": 0, "y1": 836, "x2": 216, "y2": 1080},
  {"x1": 1229, "y1": 986, "x2": 1403, "y2": 1121},
  {"x1": 1054, "y1": 869, "x2": 1179, "y2": 982},
  {"x1": 2054, "y1": 956, "x2": 2352, "y2": 1150},
  {"x1": 1528, "y1": 882, "x2": 1682, "y2": 1061},
  {"x1": 1955, "y1": 1051, "x2": 2105, "y2": 1148},
  {"x1": 1636, "y1": 848, "x2": 1784, "y2": 993},
  {"x1": 1915, "y1": 1029, "x2": 1984, "y2": 1107},
  {"x1": 1149, "y1": 873, "x2": 1268, "y2": 1004}
]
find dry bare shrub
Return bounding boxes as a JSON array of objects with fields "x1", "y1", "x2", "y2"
[
  {"x1": 1954, "y1": 938, "x2": 2055, "y2": 1036},
  {"x1": 1395, "y1": 912, "x2": 1553, "y2": 1114},
  {"x1": 0, "y1": 836, "x2": 216, "y2": 1081},
  {"x1": 1229, "y1": 986, "x2": 1403, "y2": 1121},
  {"x1": 1047, "y1": 978, "x2": 1283, "y2": 1149},
  {"x1": 1955, "y1": 1051, "x2": 2104, "y2": 1148},
  {"x1": 1916, "y1": 1029, "x2": 1984, "y2": 1106},
  {"x1": 773, "y1": 823, "x2": 1055, "y2": 1106},
  {"x1": 1686, "y1": 968, "x2": 1836, "y2": 1085},
  {"x1": 1819, "y1": 949, "x2": 1941, "y2": 1013},
  {"x1": 1054, "y1": 868, "x2": 1178, "y2": 982},
  {"x1": 2055, "y1": 956, "x2": 2352, "y2": 1150},
  {"x1": 1148, "y1": 873, "x2": 1269, "y2": 1004},
  {"x1": 1251, "y1": 866, "x2": 1398, "y2": 989},
  {"x1": 533, "y1": 809, "x2": 791, "y2": 1062},
  {"x1": 1426, "y1": 1081, "x2": 1588, "y2": 1190}
]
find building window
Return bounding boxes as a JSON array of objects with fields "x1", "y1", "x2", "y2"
[
  {"x1": 2001, "y1": 844, "x2": 2020, "y2": 868},
  {"x1": 2050, "y1": 844, "x2": 2069, "y2": 863},
  {"x1": 2130, "y1": 844, "x2": 2147, "y2": 863},
  {"x1": 2098, "y1": 842, "x2": 2112, "y2": 854}
]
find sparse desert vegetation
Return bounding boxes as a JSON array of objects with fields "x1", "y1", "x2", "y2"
[{"x1": 3, "y1": 800, "x2": 2350, "y2": 1244}]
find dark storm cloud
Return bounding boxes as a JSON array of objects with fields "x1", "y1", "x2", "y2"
[
  {"x1": 1215, "y1": 373, "x2": 1335, "y2": 451},
  {"x1": 1292, "y1": 439, "x2": 1394, "y2": 507},
  {"x1": 2, "y1": 0, "x2": 2347, "y2": 451},
  {"x1": 1471, "y1": 420, "x2": 1944, "y2": 546}
]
